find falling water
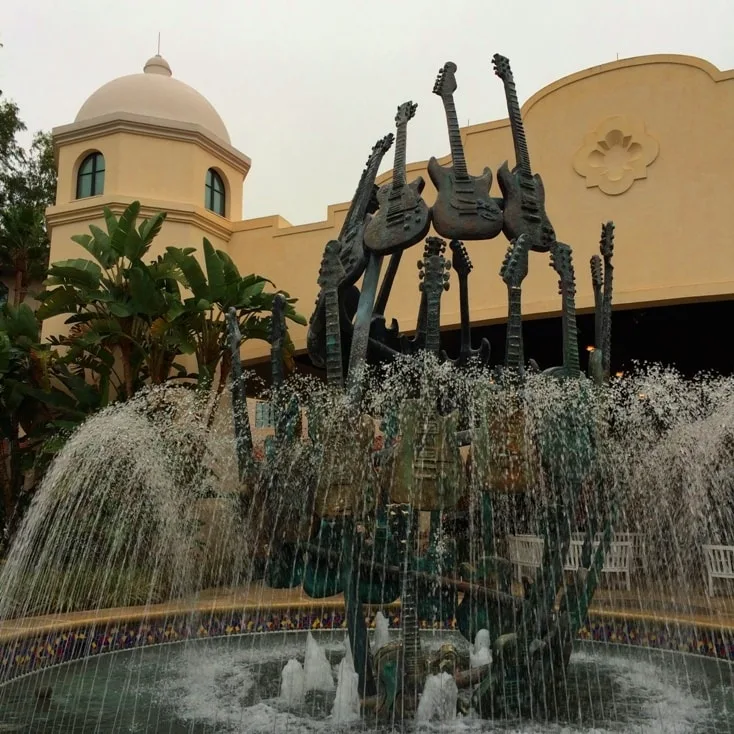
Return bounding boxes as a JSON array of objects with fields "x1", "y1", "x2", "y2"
[{"x1": 0, "y1": 357, "x2": 733, "y2": 731}]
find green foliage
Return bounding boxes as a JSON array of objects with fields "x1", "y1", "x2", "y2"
[
  {"x1": 0, "y1": 92, "x2": 56, "y2": 305},
  {"x1": 0, "y1": 187, "x2": 303, "y2": 541},
  {"x1": 38, "y1": 199, "x2": 305, "y2": 402}
]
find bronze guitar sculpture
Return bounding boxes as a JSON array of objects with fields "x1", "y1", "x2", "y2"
[
  {"x1": 443, "y1": 240, "x2": 491, "y2": 367},
  {"x1": 400, "y1": 237, "x2": 445, "y2": 354},
  {"x1": 492, "y1": 54, "x2": 555, "y2": 253},
  {"x1": 428, "y1": 62, "x2": 503, "y2": 241},
  {"x1": 500, "y1": 234, "x2": 531, "y2": 373},
  {"x1": 364, "y1": 101, "x2": 430, "y2": 255},
  {"x1": 307, "y1": 135, "x2": 393, "y2": 368}
]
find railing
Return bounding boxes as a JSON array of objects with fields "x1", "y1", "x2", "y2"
[{"x1": 508, "y1": 534, "x2": 632, "y2": 589}]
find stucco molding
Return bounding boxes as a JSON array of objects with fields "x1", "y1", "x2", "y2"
[
  {"x1": 572, "y1": 116, "x2": 659, "y2": 195},
  {"x1": 52, "y1": 113, "x2": 251, "y2": 176},
  {"x1": 46, "y1": 196, "x2": 233, "y2": 241},
  {"x1": 522, "y1": 54, "x2": 733, "y2": 117}
]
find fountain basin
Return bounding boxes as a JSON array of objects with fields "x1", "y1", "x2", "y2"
[{"x1": 1, "y1": 630, "x2": 733, "y2": 733}]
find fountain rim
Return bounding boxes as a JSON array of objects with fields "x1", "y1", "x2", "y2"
[{"x1": 1, "y1": 594, "x2": 732, "y2": 688}]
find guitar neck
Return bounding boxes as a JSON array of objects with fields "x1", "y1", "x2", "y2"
[
  {"x1": 270, "y1": 313, "x2": 284, "y2": 388},
  {"x1": 505, "y1": 286, "x2": 524, "y2": 371},
  {"x1": 342, "y1": 152, "x2": 383, "y2": 239},
  {"x1": 457, "y1": 272, "x2": 471, "y2": 355},
  {"x1": 601, "y1": 258, "x2": 614, "y2": 377},
  {"x1": 374, "y1": 251, "x2": 403, "y2": 316},
  {"x1": 561, "y1": 284, "x2": 580, "y2": 377},
  {"x1": 501, "y1": 76, "x2": 532, "y2": 178},
  {"x1": 593, "y1": 281, "x2": 603, "y2": 350},
  {"x1": 401, "y1": 513, "x2": 421, "y2": 683},
  {"x1": 442, "y1": 96, "x2": 468, "y2": 179},
  {"x1": 324, "y1": 287, "x2": 344, "y2": 388},
  {"x1": 424, "y1": 291, "x2": 442, "y2": 355},
  {"x1": 392, "y1": 122, "x2": 407, "y2": 189}
]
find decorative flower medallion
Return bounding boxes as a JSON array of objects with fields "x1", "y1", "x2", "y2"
[{"x1": 573, "y1": 116, "x2": 659, "y2": 195}]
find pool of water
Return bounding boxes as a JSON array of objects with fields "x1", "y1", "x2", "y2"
[{"x1": 0, "y1": 632, "x2": 732, "y2": 733}]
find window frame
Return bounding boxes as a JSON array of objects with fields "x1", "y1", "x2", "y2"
[
  {"x1": 76, "y1": 152, "x2": 105, "y2": 199},
  {"x1": 205, "y1": 168, "x2": 226, "y2": 216}
]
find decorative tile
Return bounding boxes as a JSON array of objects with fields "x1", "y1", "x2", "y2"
[{"x1": 0, "y1": 610, "x2": 731, "y2": 686}]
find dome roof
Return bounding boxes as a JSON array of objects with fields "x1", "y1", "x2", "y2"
[{"x1": 75, "y1": 55, "x2": 230, "y2": 143}]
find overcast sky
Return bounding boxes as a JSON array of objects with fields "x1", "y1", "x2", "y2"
[{"x1": 3, "y1": 0, "x2": 733, "y2": 224}]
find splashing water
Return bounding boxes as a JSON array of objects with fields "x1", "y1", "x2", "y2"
[
  {"x1": 415, "y1": 671, "x2": 458, "y2": 722},
  {"x1": 304, "y1": 632, "x2": 335, "y2": 692},
  {"x1": 281, "y1": 659, "x2": 306, "y2": 706},
  {"x1": 0, "y1": 359, "x2": 733, "y2": 730},
  {"x1": 372, "y1": 611, "x2": 391, "y2": 653}
]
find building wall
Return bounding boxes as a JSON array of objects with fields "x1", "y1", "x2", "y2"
[
  {"x1": 227, "y1": 55, "x2": 734, "y2": 362},
  {"x1": 45, "y1": 54, "x2": 734, "y2": 365}
]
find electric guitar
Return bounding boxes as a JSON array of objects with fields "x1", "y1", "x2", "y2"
[
  {"x1": 600, "y1": 221, "x2": 615, "y2": 379},
  {"x1": 500, "y1": 234, "x2": 531, "y2": 373},
  {"x1": 400, "y1": 237, "x2": 446, "y2": 354},
  {"x1": 364, "y1": 101, "x2": 431, "y2": 255},
  {"x1": 428, "y1": 62, "x2": 503, "y2": 241},
  {"x1": 442, "y1": 240, "x2": 491, "y2": 367},
  {"x1": 590, "y1": 254, "x2": 603, "y2": 350},
  {"x1": 546, "y1": 242, "x2": 580, "y2": 378},
  {"x1": 316, "y1": 240, "x2": 347, "y2": 388},
  {"x1": 492, "y1": 53, "x2": 555, "y2": 253},
  {"x1": 339, "y1": 134, "x2": 395, "y2": 286},
  {"x1": 307, "y1": 135, "x2": 393, "y2": 368},
  {"x1": 369, "y1": 251, "x2": 403, "y2": 349}
]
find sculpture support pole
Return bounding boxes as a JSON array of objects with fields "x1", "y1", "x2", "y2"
[
  {"x1": 341, "y1": 517, "x2": 376, "y2": 697},
  {"x1": 347, "y1": 252, "x2": 384, "y2": 399},
  {"x1": 227, "y1": 307, "x2": 253, "y2": 482}
]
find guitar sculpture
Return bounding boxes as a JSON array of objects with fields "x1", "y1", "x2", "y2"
[
  {"x1": 492, "y1": 53, "x2": 555, "y2": 253},
  {"x1": 317, "y1": 240, "x2": 347, "y2": 388},
  {"x1": 600, "y1": 221, "x2": 615, "y2": 380},
  {"x1": 545, "y1": 242, "x2": 581, "y2": 378},
  {"x1": 307, "y1": 135, "x2": 394, "y2": 368},
  {"x1": 499, "y1": 234, "x2": 531, "y2": 373},
  {"x1": 428, "y1": 62, "x2": 503, "y2": 241},
  {"x1": 443, "y1": 240, "x2": 491, "y2": 367},
  {"x1": 364, "y1": 101, "x2": 431, "y2": 255},
  {"x1": 400, "y1": 237, "x2": 446, "y2": 354},
  {"x1": 590, "y1": 254, "x2": 603, "y2": 351}
]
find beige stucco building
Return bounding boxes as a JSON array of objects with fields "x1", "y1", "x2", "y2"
[{"x1": 45, "y1": 53, "x2": 734, "y2": 367}]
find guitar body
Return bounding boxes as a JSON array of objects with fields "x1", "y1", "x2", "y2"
[
  {"x1": 428, "y1": 158, "x2": 503, "y2": 240},
  {"x1": 496, "y1": 162, "x2": 555, "y2": 253},
  {"x1": 370, "y1": 314, "x2": 401, "y2": 350},
  {"x1": 363, "y1": 177, "x2": 431, "y2": 255}
]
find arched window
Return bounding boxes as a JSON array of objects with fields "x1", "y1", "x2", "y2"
[
  {"x1": 205, "y1": 168, "x2": 225, "y2": 216},
  {"x1": 76, "y1": 152, "x2": 105, "y2": 199}
]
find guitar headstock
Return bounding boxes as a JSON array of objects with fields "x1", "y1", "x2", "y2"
[
  {"x1": 395, "y1": 101, "x2": 418, "y2": 127},
  {"x1": 491, "y1": 53, "x2": 514, "y2": 84},
  {"x1": 373, "y1": 133, "x2": 394, "y2": 159},
  {"x1": 590, "y1": 254, "x2": 603, "y2": 289},
  {"x1": 549, "y1": 241, "x2": 576, "y2": 295},
  {"x1": 419, "y1": 238, "x2": 451, "y2": 297},
  {"x1": 500, "y1": 235, "x2": 530, "y2": 288},
  {"x1": 600, "y1": 221, "x2": 615, "y2": 259},
  {"x1": 423, "y1": 235, "x2": 447, "y2": 259},
  {"x1": 317, "y1": 240, "x2": 347, "y2": 290},
  {"x1": 449, "y1": 239, "x2": 473, "y2": 277},
  {"x1": 433, "y1": 62, "x2": 458, "y2": 99}
]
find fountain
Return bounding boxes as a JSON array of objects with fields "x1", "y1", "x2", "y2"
[{"x1": 1, "y1": 54, "x2": 734, "y2": 732}]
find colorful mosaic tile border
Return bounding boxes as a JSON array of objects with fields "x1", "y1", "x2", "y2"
[{"x1": 0, "y1": 610, "x2": 732, "y2": 686}]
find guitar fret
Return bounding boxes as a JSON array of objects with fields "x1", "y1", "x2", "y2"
[{"x1": 443, "y1": 98, "x2": 468, "y2": 178}]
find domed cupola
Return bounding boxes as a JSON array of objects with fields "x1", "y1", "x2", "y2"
[
  {"x1": 75, "y1": 54, "x2": 231, "y2": 144},
  {"x1": 49, "y1": 54, "x2": 250, "y2": 231}
]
